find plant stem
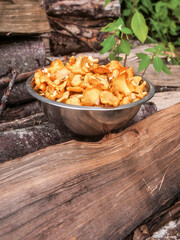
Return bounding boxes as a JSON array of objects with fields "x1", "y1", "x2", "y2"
[
  {"x1": 124, "y1": 0, "x2": 136, "y2": 67},
  {"x1": 129, "y1": 0, "x2": 136, "y2": 28},
  {"x1": 142, "y1": 68, "x2": 148, "y2": 77},
  {"x1": 124, "y1": 54, "x2": 127, "y2": 67}
]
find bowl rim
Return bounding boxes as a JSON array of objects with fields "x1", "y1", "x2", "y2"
[{"x1": 26, "y1": 74, "x2": 155, "y2": 111}]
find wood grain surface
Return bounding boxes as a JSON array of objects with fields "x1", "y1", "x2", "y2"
[
  {"x1": 0, "y1": 0, "x2": 51, "y2": 34},
  {"x1": 0, "y1": 103, "x2": 180, "y2": 240},
  {"x1": 152, "y1": 91, "x2": 180, "y2": 111}
]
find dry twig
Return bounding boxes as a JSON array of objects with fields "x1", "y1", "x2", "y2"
[{"x1": 0, "y1": 70, "x2": 19, "y2": 116}]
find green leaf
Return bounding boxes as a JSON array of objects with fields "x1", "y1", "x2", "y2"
[
  {"x1": 109, "y1": 52, "x2": 116, "y2": 61},
  {"x1": 136, "y1": 53, "x2": 148, "y2": 59},
  {"x1": 163, "y1": 64, "x2": 172, "y2": 75},
  {"x1": 138, "y1": 55, "x2": 151, "y2": 72},
  {"x1": 122, "y1": 9, "x2": 131, "y2": 17},
  {"x1": 116, "y1": 56, "x2": 123, "y2": 61},
  {"x1": 131, "y1": 11, "x2": 148, "y2": 43},
  {"x1": 121, "y1": 27, "x2": 132, "y2": 34},
  {"x1": 146, "y1": 36, "x2": 158, "y2": 44},
  {"x1": 153, "y1": 56, "x2": 163, "y2": 72},
  {"x1": 150, "y1": 18, "x2": 162, "y2": 39},
  {"x1": 169, "y1": 0, "x2": 179, "y2": 9},
  {"x1": 141, "y1": 0, "x2": 153, "y2": 12},
  {"x1": 145, "y1": 48, "x2": 155, "y2": 53},
  {"x1": 115, "y1": 17, "x2": 124, "y2": 28},
  {"x1": 105, "y1": 0, "x2": 111, "y2": 7},
  {"x1": 100, "y1": 35, "x2": 115, "y2": 54},
  {"x1": 114, "y1": 45, "x2": 123, "y2": 54},
  {"x1": 119, "y1": 39, "x2": 130, "y2": 55},
  {"x1": 100, "y1": 22, "x2": 117, "y2": 32}
]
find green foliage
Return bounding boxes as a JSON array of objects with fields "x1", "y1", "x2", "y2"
[
  {"x1": 153, "y1": 56, "x2": 164, "y2": 72},
  {"x1": 131, "y1": 11, "x2": 148, "y2": 43},
  {"x1": 100, "y1": 35, "x2": 115, "y2": 54},
  {"x1": 100, "y1": 0, "x2": 178, "y2": 76},
  {"x1": 120, "y1": 0, "x2": 180, "y2": 46}
]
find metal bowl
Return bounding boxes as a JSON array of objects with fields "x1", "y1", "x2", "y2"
[{"x1": 26, "y1": 76, "x2": 155, "y2": 136}]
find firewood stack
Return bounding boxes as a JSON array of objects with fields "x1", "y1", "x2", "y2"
[{"x1": 0, "y1": 1, "x2": 180, "y2": 239}]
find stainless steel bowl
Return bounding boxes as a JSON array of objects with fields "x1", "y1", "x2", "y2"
[{"x1": 26, "y1": 76, "x2": 155, "y2": 136}]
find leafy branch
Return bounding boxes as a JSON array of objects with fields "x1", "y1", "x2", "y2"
[{"x1": 100, "y1": 0, "x2": 173, "y2": 76}]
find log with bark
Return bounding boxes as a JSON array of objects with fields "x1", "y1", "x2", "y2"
[
  {"x1": 45, "y1": 0, "x2": 121, "y2": 55},
  {"x1": 0, "y1": 102, "x2": 156, "y2": 162},
  {"x1": 0, "y1": 38, "x2": 46, "y2": 78},
  {"x1": 0, "y1": 81, "x2": 34, "y2": 106},
  {"x1": 44, "y1": 0, "x2": 121, "y2": 18},
  {"x1": 0, "y1": 103, "x2": 179, "y2": 240},
  {"x1": 0, "y1": 101, "x2": 42, "y2": 122}
]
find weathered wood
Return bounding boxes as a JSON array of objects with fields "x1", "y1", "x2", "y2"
[
  {"x1": 44, "y1": 0, "x2": 121, "y2": 18},
  {"x1": 0, "y1": 113, "x2": 47, "y2": 132},
  {"x1": 126, "y1": 199, "x2": 180, "y2": 240},
  {"x1": 0, "y1": 0, "x2": 51, "y2": 34},
  {"x1": 46, "y1": 0, "x2": 120, "y2": 55},
  {"x1": 0, "y1": 70, "x2": 19, "y2": 116},
  {"x1": 0, "y1": 81, "x2": 34, "y2": 105},
  {"x1": 0, "y1": 123, "x2": 73, "y2": 162},
  {"x1": 0, "y1": 101, "x2": 42, "y2": 122},
  {"x1": 151, "y1": 91, "x2": 180, "y2": 111},
  {"x1": 0, "y1": 70, "x2": 35, "y2": 88},
  {"x1": 0, "y1": 39, "x2": 46, "y2": 77},
  {"x1": 0, "y1": 102, "x2": 156, "y2": 162},
  {"x1": 0, "y1": 103, "x2": 179, "y2": 239}
]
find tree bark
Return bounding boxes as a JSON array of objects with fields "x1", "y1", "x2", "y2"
[
  {"x1": 0, "y1": 103, "x2": 179, "y2": 239},
  {"x1": 44, "y1": 0, "x2": 120, "y2": 18},
  {"x1": 0, "y1": 102, "x2": 156, "y2": 162},
  {"x1": 0, "y1": 81, "x2": 34, "y2": 106},
  {"x1": 0, "y1": 39, "x2": 46, "y2": 78},
  {"x1": 0, "y1": 101, "x2": 42, "y2": 122}
]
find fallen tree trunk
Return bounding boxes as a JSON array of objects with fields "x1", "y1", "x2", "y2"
[
  {"x1": 0, "y1": 103, "x2": 179, "y2": 239},
  {"x1": 0, "y1": 39, "x2": 46, "y2": 78},
  {"x1": 0, "y1": 70, "x2": 35, "y2": 88},
  {"x1": 0, "y1": 81, "x2": 34, "y2": 105},
  {"x1": 0, "y1": 101, "x2": 42, "y2": 122},
  {"x1": 0, "y1": 123, "x2": 72, "y2": 163},
  {"x1": 0, "y1": 102, "x2": 156, "y2": 162},
  {"x1": 44, "y1": 0, "x2": 120, "y2": 18}
]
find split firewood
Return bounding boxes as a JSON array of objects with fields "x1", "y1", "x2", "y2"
[
  {"x1": 0, "y1": 70, "x2": 35, "y2": 88},
  {"x1": 130, "y1": 201, "x2": 180, "y2": 240},
  {"x1": 0, "y1": 70, "x2": 19, "y2": 115},
  {"x1": 44, "y1": 0, "x2": 120, "y2": 18},
  {"x1": 0, "y1": 101, "x2": 42, "y2": 122},
  {"x1": 0, "y1": 81, "x2": 34, "y2": 106},
  {"x1": 0, "y1": 103, "x2": 179, "y2": 239},
  {"x1": 0, "y1": 123, "x2": 73, "y2": 163},
  {"x1": 0, "y1": 113, "x2": 47, "y2": 132},
  {"x1": 0, "y1": 102, "x2": 157, "y2": 162},
  {"x1": 0, "y1": 39, "x2": 46, "y2": 77}
]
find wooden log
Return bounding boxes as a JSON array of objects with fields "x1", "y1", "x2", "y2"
[
  {"x1": 0, "y1": 0, "x2": 51, "y2": 34},
  {"x1": 0, "y1": 113, "x2": 47, "y2": 132},
  {"x1": 151, "y1": 91, "x2": 180, "y2": 111},
  {"x1": 0, "y1": 123, "x2": 73, "y2": 163},
  {"x1": 126, "y1": 200, "x2": 180, "y2": 240},
  {"x1": 44, "y1": 0, "x2": 121, "y2": 18},
  {"x1": 0, "y1": 102, "x2": 156, "y2": 162},
  {"x1": 0, "y1": 101, "x2": 42, "y2": 122},
  {"x1": 0, "y1": 39, "x2": 46, "y2": 77},
  {"x1": 0, "y1": 103, "x2": 179, "y2": 239},
  {"x1": 0, "y1": 70, "x2": 35, "y2": 88},
  {"x1": 0, "y1": 81, "x2": 34, "y2": 105}
]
